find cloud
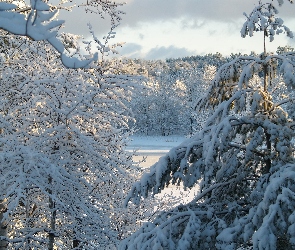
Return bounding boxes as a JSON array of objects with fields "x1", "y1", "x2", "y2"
[
  {"x1": 114, "y1": 44, "x2": 195, "y2": 60},
  {"x1": 208, "y1": 29, "x2": 217, "y2": 36},
  {"x1": 59, "y1": 1, "x2": 126, "y2": 37},
  {"x1": 58, "y1": 0, "x2": 295, "y2": 60},
  {"x1": 119, "y1": 0, "x2": 255, "y2": 26},
  {"x1": 139, "y1": 33, "x2": 144, "y2": 40},
  {"x1": 59, "y1": 0, "x2": 295, "y2": 40},
  {"x1": 117, "y1": 43, "x2": 143, "y2": 58},
  {"x1": 61, "y1": 0, "x2": 253, "y2": 37},
  {"x1": 120, "y1": 0, "x2": 295, "y2": 26},
  {"x1": 145, "y1": 46, "x2": 194, "y2": 60},
  {"x1": 181, "y1": 19, "x2": 206, "y2": 30}
]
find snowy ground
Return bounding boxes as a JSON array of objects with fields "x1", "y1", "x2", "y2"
[{"x1": 126, "y1": 136, "x2": 199, "y2": 204}]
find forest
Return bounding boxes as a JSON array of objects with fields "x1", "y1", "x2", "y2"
[{"x1": 1, "y1": 0, "x2": 295, "y2": 249}]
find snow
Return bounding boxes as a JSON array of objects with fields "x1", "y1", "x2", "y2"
[
  {"x1": 126, "y1": 135, "x2": 199, "y2": 203},
  {"x1": 0, "y1": 1, "x2": 98, "y2": 69},
  {"x1": 127, "y1": 135, "x2": 185, "y2": 151},
  {"x1": 126, "y1": 135, "x2": 185, "y2": 167}
]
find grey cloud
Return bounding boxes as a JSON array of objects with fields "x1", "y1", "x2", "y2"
[
  {"x1": 58, "y1": 0, "x2": 295, "y2": 57},
  {"x1": 139, "y1": 33, "x2": 144, "y2": 40},
  {"x1": 121, "y1": 0, "x2": 295, "y2": 25},
  {"x1": 59, "y1": 0, "x2": 295, "y2": 38},
  {"x1": 58, "y1": 4, "x2": 117, "y2": 37},
  {"x1": 208, "y1": 29, "x2": 217, "y2": 36},
  {"x1": 145, "y1": 45, "x2": 194, "y2": 60},
  {"x1": 120, "y1": 0, "x2": 258, "y2": 26},
  {"x1": 181, "y1": 19, "x2": 206, "y2": 30},
  {"x1": 60, "y1": 0, "x2": 253, "y2": 36},
  {"x1": 117, "y1": 43, "x2": 143, "y2": 58}
]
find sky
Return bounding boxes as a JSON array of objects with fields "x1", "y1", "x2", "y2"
[{"x1": 60, "y1": 0, "x2": 295, "y2": 60}]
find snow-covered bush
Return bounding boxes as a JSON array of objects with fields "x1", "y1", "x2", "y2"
[
  {"x1": 0, "y1": 30, "x2": 139, "y2": 249},
  {"x1": 121, "y1": 1, "x2": 295, "y2": 249}
]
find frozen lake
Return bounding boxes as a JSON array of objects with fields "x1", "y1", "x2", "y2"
[
  {"x1": 126, "y1": 135, "x2": 185, "y2": 167},
  {"x1": 126, "y1": 136, "x2": 199, "y2": 204}
]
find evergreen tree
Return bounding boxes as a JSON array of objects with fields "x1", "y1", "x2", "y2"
[{"x1": 121, "y1": 1, "x2": 295, "y2": 249}]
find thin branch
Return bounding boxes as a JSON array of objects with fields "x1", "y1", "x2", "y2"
[{"x1": 189, "y1": 179, "x2": 236, "y2": 204}]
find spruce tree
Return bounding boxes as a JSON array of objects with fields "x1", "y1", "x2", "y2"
[{"x1": 121, "y1": 1, "x2": 295, "y2": 249}]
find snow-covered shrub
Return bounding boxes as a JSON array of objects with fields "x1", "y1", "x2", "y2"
[{"x1": 0, "y1": 0, "x2": 142, "y2": 248}]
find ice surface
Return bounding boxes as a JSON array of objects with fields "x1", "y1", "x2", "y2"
[
  {"x1": 126, "y1": 135, "x2": 185, "y2": 152},
  {"x1": 126, "y1": 135, "x2": 198, "y2": 204}
]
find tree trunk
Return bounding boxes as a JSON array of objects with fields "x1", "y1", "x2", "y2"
[
  {"x1": 48, "y1": 177, "x2": 56, "y2": 250},
  {"x1": 264, "y1": 131, "x2": 272, "y2": 174},
  {"x1": 0, "y1": 201, "x2": 7, "y2": 250},
  {"x1": 262, "y1": 42, "x2": 272, "y2": 175}
]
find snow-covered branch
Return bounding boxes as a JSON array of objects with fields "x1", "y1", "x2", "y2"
[{"x1": 0, "y1": 1, "x2": 98, "y2": 68}]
